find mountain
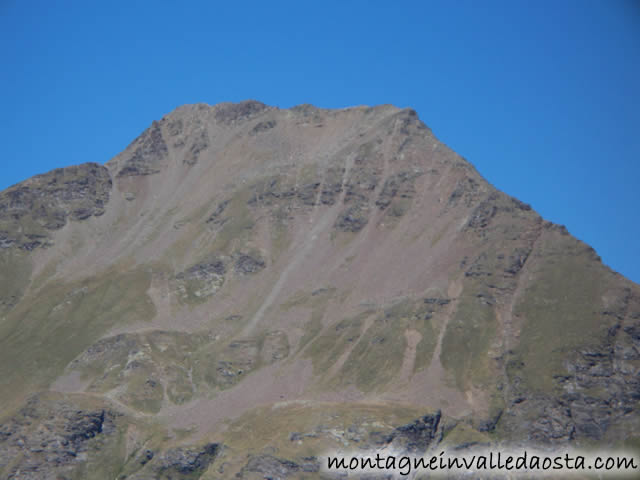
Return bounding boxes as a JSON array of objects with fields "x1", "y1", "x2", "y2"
[{"x1": 0, "y1": 100, "x2": 638, "y2": 479}]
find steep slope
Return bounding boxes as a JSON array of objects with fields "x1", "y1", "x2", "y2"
[{"x1": 0, "y1": 100, "x2": 638, "y2": 478}]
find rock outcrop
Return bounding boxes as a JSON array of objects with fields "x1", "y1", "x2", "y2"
[
  {"x1": 0, "y1": 395, "x2": 120, "y2": 480},
  {"x1": 0, "y1": 162, "x2": 111, "y2": 250}
]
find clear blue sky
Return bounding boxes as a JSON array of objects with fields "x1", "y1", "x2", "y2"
[{"x1": 1, "y1": 0, "x2": 639, "y2": 283}]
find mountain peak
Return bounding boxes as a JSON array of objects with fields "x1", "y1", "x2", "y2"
[{"x1": 1, "y1": 99, "x2": 638, "y2": 478}]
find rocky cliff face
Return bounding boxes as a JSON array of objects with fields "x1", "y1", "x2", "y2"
[{"x1": 0, "y1": 100, "x2": 638, "y2": 478}]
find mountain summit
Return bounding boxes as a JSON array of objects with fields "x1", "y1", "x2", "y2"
[{"x1": 1, "y1": 100, "x2": 638, "y2": 478}]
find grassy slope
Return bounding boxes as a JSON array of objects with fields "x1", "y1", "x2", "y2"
[{"x1": 0, "y1": 267, "x2": 155, "y2": 410}]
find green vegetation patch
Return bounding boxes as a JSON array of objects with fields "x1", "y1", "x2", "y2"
[
  {"x1": 304, "y1": 298, "x2": 441, "y2": 392},
  {"x1": 509, "y1": 249, "x2": 607, "y2": 394},
  {"x1": 440, "y1": 289, "x2": 498, "y2": 391},
  {"x1": 337, "y1": 299, "x2": 438, "y2": 391},
  {"x1": 440, "y1": 422, "x2": 491, "y2": 450},
  {"x1": 0, "y1": 267, "x2": 154, "y2": 408}
]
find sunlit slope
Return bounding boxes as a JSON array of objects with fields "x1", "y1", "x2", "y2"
[{"x1": 1, "y1": 101, "x2": 638, "y2": 479}]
